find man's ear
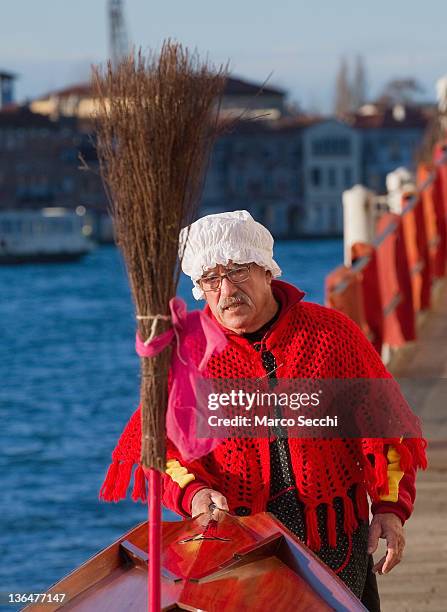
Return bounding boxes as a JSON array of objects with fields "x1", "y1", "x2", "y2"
[{"x1": 265, "y1": 270, "x2": 272, "y2": 284}]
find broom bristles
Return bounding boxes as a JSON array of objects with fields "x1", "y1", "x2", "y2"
[{"x1": 93, "y1": 42, "x2": 228, "y2": 469}]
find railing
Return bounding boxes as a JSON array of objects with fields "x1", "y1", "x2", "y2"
[{"x1": 325, "y1": 142, "x2": 447, "y2": 361}]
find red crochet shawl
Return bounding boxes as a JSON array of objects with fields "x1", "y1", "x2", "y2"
[{"x1": 100, "y1": 280, "x2": 427, "y2": 551}]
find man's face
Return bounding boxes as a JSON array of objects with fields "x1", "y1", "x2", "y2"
[{"x1": 199, "y1": 261, "x2": 274, "y2": 333}]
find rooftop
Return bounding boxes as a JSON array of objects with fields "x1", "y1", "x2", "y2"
[
  {"x1": 224, "y1": 76, "x2": 285, "y2": 97},
  {"x1": 35, "y1": 75, "x2": 286, "y2": 102},
  {"x1": 223, "y1": 114, "x2": 321, "y2": 134},
  {"x1": 350, "y1": 104, "x2": 430, "y2": 129},
  {"x1": 0, "y1": 104, "x2": 76, "y2": 129},
  {"x1": 0, "y1": 70, "x2": 16, "y2": 80}
]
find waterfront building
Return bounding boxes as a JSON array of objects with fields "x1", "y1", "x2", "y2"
[
  {"x1": 202, "y1": 117, "x2": 315, "y2": 237},
  {"x1": 0, "y1": 73, "x2": 431, "y2": 238},
  {"x1": 353, "y1": 103, "x2": 428, "y2": 192},
  {"x1": 301, "y1": 119, "x2": 361, "y2": 235},
  {"x1": 202, "y1": 106, "x2": 427, "y2": 237},
  {"x1": 0, "y1": 106, "x2": 103, "y2": 213},
  {"x1": 202, "y1": 105, "x2": 428, "y2": 236}
]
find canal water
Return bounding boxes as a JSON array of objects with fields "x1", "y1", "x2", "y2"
[{"x1": 0, "y1": 240, "x2": 341, "y2": 602}]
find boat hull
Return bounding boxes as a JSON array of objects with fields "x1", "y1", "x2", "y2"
[
  {"x1": 0, "y1": 250, "x2": 91, "y2": 264},
  {"x1": 23, "y1": 512, "x2": 367, "y2": 612}
]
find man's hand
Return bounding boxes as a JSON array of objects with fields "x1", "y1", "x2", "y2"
[
  {"x1": 191, "y1": 488, "x2": 229, "y2": 522},
  {"x1": 368, "y1": 513, "x2": 405, "y2": 574}
]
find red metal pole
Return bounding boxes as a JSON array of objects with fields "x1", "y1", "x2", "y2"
[{"x1": 148, "y1": 468, "x2": 161, "y2": 612}]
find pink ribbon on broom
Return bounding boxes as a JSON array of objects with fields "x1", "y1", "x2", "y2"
[{"x1": 135, "y1": 297, "x2": 227, "y2": 461}]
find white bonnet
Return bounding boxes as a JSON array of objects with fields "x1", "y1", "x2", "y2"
[{"x1": 179, "y1": 210, "x2": 282, "y2": 299}]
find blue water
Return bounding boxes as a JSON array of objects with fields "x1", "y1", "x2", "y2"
[{"x1": 0, "y1": 240, "x2": 341, "y2": 604}]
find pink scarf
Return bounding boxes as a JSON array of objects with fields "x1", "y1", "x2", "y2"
[{"x1": 135, "y1": 297, "x2": 227, "y2": 460}]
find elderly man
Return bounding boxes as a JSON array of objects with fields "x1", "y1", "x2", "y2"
[{"x1": 101, "y1": 210, "x2": 426, "y2": 612}]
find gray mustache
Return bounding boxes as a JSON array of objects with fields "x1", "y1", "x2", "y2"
[{"x1": 218, "y1": 293, "x2": 252, "y2": 313}]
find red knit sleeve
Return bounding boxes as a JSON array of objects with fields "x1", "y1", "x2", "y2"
[
  {"x1": 162, "y1": 477, "x2": 210, "y2": 517},
  {"x1": 371, "y1": 464, "x2": 416, "y2": 524},
  {"x1": 161, "y1": 438, "x2": 214, "y2": 517}
]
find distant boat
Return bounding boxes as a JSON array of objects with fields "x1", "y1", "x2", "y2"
[{"x1": 0, "y1": 207, "x2": 95, "y2": 263}]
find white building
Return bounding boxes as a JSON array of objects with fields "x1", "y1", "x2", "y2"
[{"x1": 302, "y1": 120, "x2": 361, "y2": 235}]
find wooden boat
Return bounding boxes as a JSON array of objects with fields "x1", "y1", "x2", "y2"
[{"x1": 24, "y1": 512, "x2": 366, "y2": 611}]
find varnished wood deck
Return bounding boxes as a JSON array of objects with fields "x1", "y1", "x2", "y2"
[{"x1": 380, "y1": 280, "x2": 447, "y2": 611}]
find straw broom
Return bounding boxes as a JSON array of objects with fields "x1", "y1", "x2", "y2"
[{"x1": 92, "y1": 42, "x2": 227, "y2": 610}]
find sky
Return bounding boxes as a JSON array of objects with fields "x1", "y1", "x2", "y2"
[{"x1": 1, "y1": 0, "x2": 446, "y2": 113}]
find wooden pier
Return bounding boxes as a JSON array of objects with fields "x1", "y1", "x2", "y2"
[{"x1": 380, "y1": 280, "x2": 447, "y2": 612}]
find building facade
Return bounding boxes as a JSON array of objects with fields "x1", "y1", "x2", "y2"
[
  {"x1": 0, "y1": 73, "x2": 430, "y2": 239},
  {"x1": 301, "y1": 120, "x2": 362, "y2": 235},
  {"x1": 0, "y1": 107, "x2": 104, "y2": 214},
  {"x1": 354, "y1": 105, "x2": 428, "y2": 193},
  {"x1": 202, "y1": 107, "x2": 427, "y2": 237},
  {"x1": 202, "y1": 118, "x2": 310, "y2": 237}
]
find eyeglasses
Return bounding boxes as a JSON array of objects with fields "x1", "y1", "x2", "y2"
[{"x1": 199, "y1": 265, "x2": 252, "y2": 292}]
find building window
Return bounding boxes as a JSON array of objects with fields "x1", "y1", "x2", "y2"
[
  {"x1": 235, "y1": 174, "x2": 245, "y2": 195},
  {"x1": 248, "y1": 179, "x2": 261, "y2": 196},
  {"x1": 312, "y1": 138, "x2": 351, "y2": 156},
  {"x1": 235, "y1": 146, "x2": 246, "y2": 159},
  {"x1": 217, "y1": 174, "x2": 227, "y2": 191},
  {"x1": 264, "y1": 173, "x2": 274, "y2": 195},
  {"x1": 314, "y1": 204, "x2": 323, "y2": 225},
  {"x1": 389, "y1": 141, "x2": 401, "y2": 162},
  {"x1": 220, "y1": 158, "x2": 230, "y2": 173},
  {"x1": 364, "y1": 141, "x2": 377, "y2": 163},
  {"x1": 368, "y1": 173, "x2": 381, "y2": 190},
  {"x1": 61, "y1": 148, "x2": 79, "y2": 163},
  {"x1": 310, "y1": 167, "x2": 322, "y2": 187},
  {"x1": 291, "y1": 144, "x2": 302, "y2": 164},
  {"x1": 1, "y1": 220, "x2": 13, "y2": 233},
  {"x1": 344, "y1": 167, "x2": 353, "y2": 188},
  {"x1": 329, "y1": 204, "x2": 338, "y2": 230},
  {"x1": 62, "y1": 177, "x2": 74, "y2": 193},
  {"x1": 328, "y1": 167, "x2": 337, "y2": 187},
  {"x1": 277, "y1": 178, "x2": 287, "y2": 194}
]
